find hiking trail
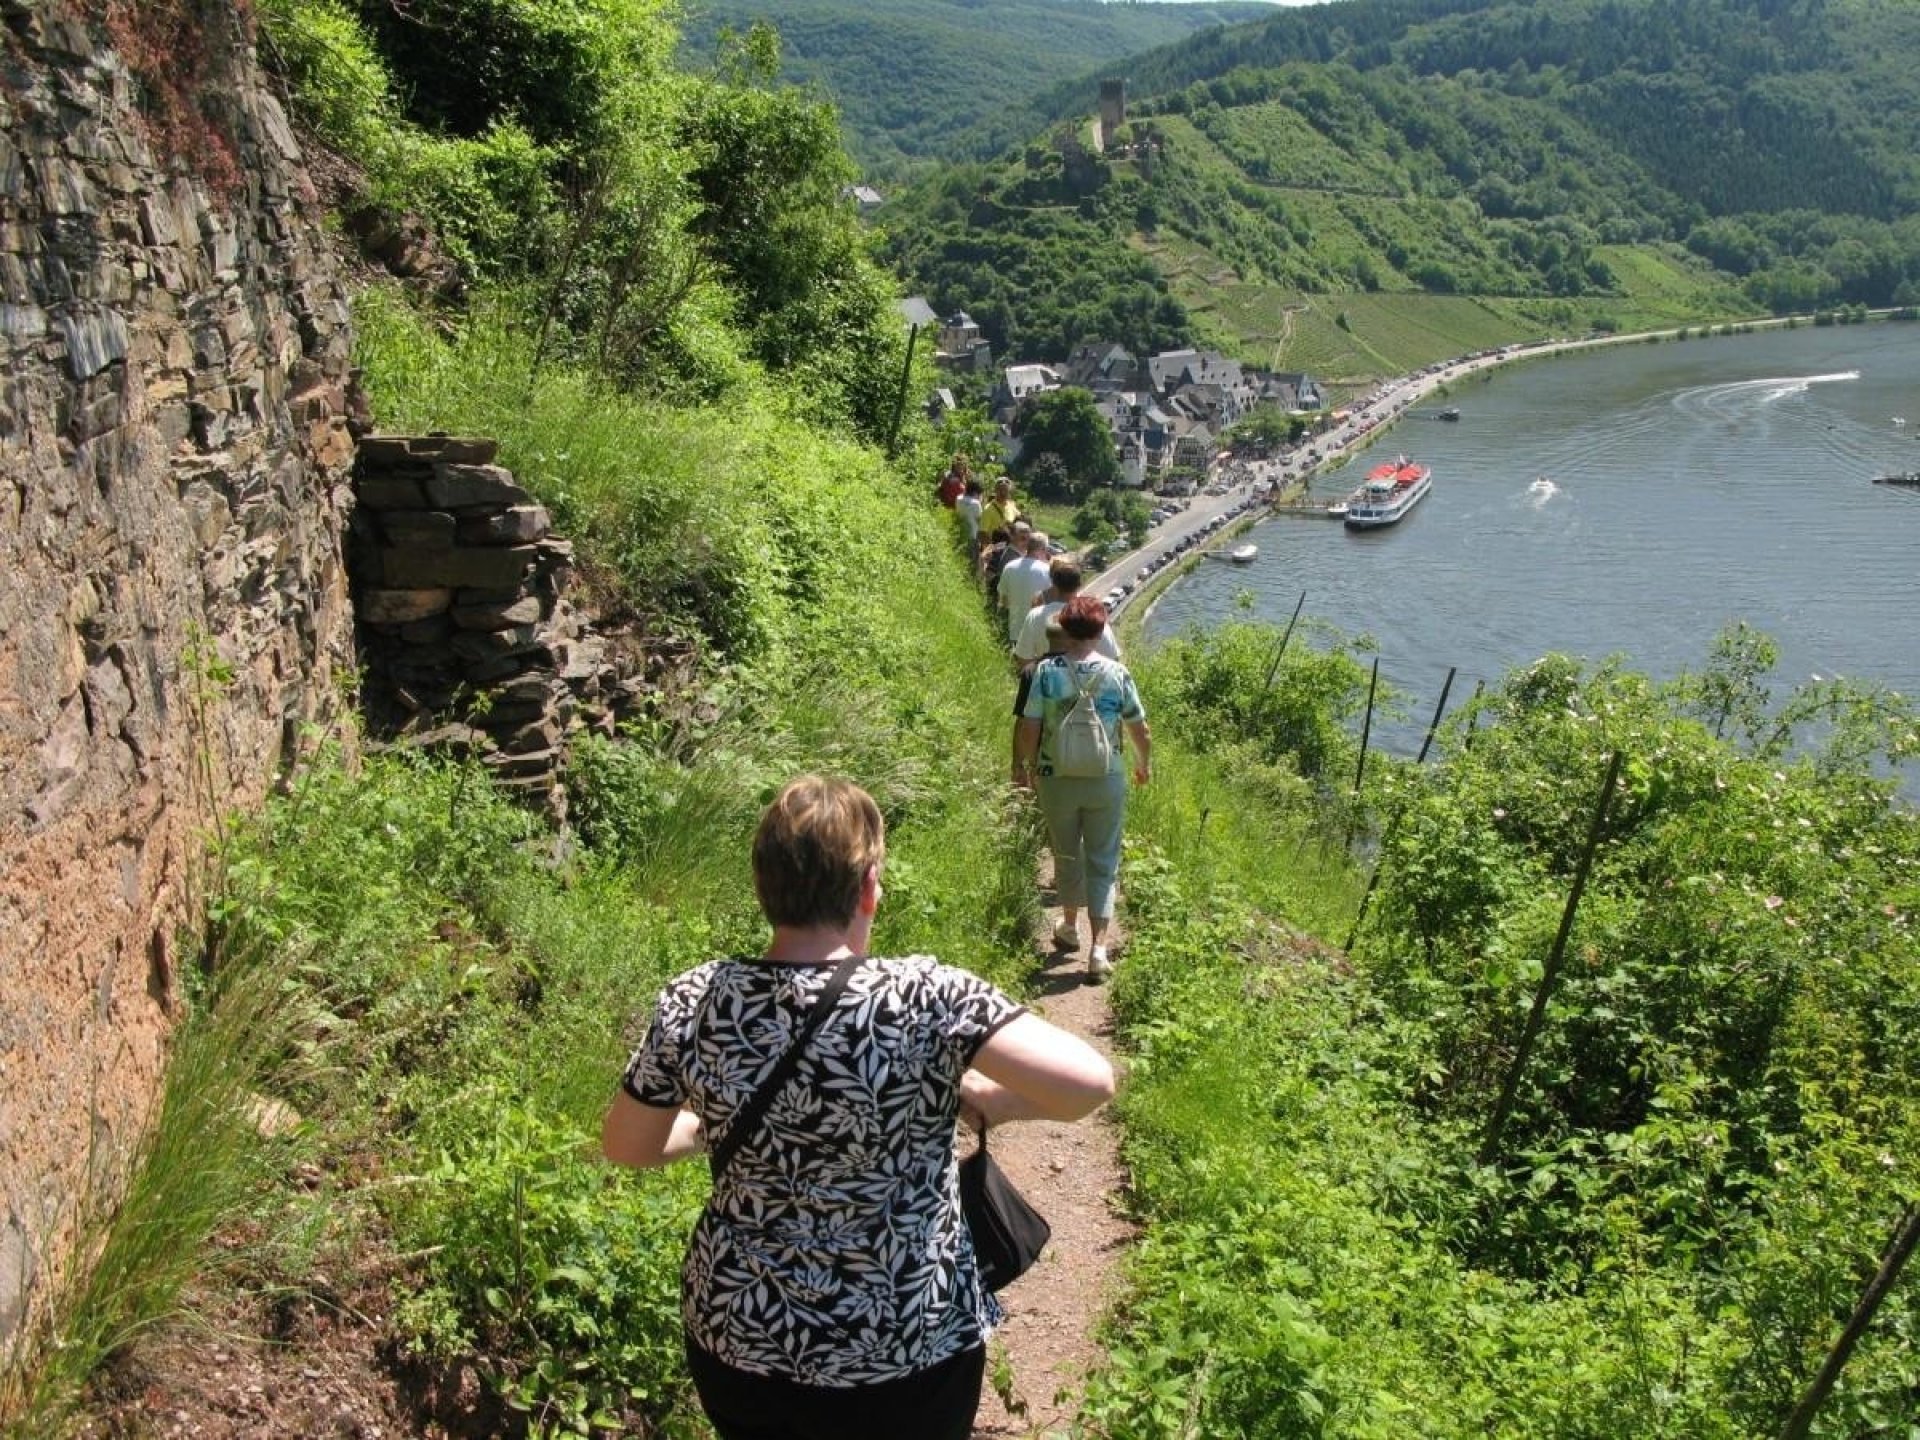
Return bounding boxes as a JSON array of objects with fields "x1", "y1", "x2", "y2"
[{"x1": 970, "y1": 866, "x2": 1136, "y2": 1439}]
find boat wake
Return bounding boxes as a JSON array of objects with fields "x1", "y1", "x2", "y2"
[
  {"x1": 1526, "y1": 476, "x2": 1559, "y2": 507},
  {"x1": 1669, "y1": 370, "x2": 1861, "y2": 420}
]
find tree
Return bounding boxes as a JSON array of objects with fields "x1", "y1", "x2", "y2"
[
  {"x1": 1074, "y1": 488, "x2": 1150, "y2": 549},
  {"x1": 676, "y1": 24, "x2": 908, "y2": 439},
  {"x1": 1013, "y1": 388, "x2": 1119, "y2": 499}
]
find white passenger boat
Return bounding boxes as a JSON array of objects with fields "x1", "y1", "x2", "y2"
[
  {"x1": 1229, "y1": 543, "x2": 1258, "y2": 564},
  {"x1": 1343, "y1": 457, "x2": 1432, "y2": 529}
]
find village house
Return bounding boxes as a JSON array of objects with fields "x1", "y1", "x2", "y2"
[
  {"x1": 992, "y1": 362, "x2": 1062, "y2": 417},
  {"x1": 974, "y1": 327, "x2": 1328, "y2": 487},
  {"x1": 1062, "y1": 341, "x2": 1143, "y2": 394},
  {"x1": 935, "y1": 310, "x2": 992, "y2": 372}
]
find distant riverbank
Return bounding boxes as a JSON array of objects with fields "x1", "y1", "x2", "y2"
[
  {"x1": 1142, "y1": 316, "x2": 1920, "y2": 771},
  {"x1": 1095, "y1": 308, "x2": 1909, "y2": 619}
]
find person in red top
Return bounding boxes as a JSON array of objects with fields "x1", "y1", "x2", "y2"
[{"x1": 936, "y1": 453, "x2": 970, "y2": 509}]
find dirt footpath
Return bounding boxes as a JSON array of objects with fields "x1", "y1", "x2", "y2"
[{"x1": 971, "y1": 919, "x2": 1135, "y2": 1439}]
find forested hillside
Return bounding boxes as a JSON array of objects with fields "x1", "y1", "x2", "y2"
[
  {"x1": 883, "y1": 0, "x2": 1920, "y2": 373},
  {"x1": 675, "y1": 0, "x2": 1269, "y2": 174}
]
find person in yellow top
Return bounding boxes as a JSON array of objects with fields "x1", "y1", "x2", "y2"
[{"x1": 978, "y1": 477, "x2": 1021, "y2": 540}]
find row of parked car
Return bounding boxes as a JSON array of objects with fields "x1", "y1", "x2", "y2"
[{"x1": 1105, "y1": 492, "x2": 1268, "y2": 612}]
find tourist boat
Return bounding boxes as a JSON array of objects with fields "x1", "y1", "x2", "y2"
[
  {"x1": 1873, "y1": 471, "x2": 1920, "y2": 487},
  {"x1": 1343, "y1": 456, "x2": 1433, "y2": 529},
  {"x1": 1229, "y1": 543, "x2": 1258, "y2": 564}
]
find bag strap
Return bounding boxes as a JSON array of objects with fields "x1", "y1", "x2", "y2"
[{"x1": 707, "y1": 954, "x2": 864, "y2": 1183}]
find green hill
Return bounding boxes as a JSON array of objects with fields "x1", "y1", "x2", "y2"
[
  {"x1": 674, "y1": 0, "x2": 1270, "y2": 175},
  {"x1": 881, "y1": 0, "x2": 1920, "y2": 381}
]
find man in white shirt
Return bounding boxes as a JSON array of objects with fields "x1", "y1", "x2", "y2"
[
  {"x1": 955, "y1": 478, "x2": 984, "y2": 561},
  {"x1": 1014, "y1": 559, "x2": 1120, "y2": 666},
  {"x1": 997, "y1": 530, "x2": 1054, "y2": 644}
]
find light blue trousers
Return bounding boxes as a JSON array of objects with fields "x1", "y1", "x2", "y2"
[{"x1": 1036, "y1": 771, "x2": 1128, "y2": 919}]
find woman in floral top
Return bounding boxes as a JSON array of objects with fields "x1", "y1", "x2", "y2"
[{"x1": 603, "y1": 776, "x2": 1113, "y2": 1440}]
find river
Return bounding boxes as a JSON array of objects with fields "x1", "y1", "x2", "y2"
[{"x1": 1142, "y1": 321, "x2": 1920, "y2": 759}]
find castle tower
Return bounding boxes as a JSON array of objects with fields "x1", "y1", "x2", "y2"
[{"x1": 1099, "y1": 78, "x2": 1126, "y2": 135}]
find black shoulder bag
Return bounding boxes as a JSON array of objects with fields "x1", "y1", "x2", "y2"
[
  {"x1": 958, "y1": 1123, "x2": 1052, "y2": 1293},
  {"x1": 707, "y1": 955, "x2": 864, "y2": 1183}
]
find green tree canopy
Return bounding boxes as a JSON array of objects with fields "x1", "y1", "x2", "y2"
[{"x1": 1013, "y1": 387, "x2": 1120, "y2": 499}]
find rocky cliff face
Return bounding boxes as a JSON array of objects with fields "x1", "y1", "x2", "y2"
[{"x1": 0, "y1": 0, "x2": 358, "y2": 1349}]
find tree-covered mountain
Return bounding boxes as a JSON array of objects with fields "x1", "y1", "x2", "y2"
[
  {"x1": 674, "y1": 0, "x2": 1270, "y2": 174},
  {"x1": 881, "y1": 0, "x2": 1920, "y2": 376}
]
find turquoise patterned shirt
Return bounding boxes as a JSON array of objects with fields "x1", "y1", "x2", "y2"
[{"x1": 1019, "y1": 654, "x2": 1146, "y2": 777}]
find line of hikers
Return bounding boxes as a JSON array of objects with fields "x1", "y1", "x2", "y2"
[
  {"x1": 935, "y1": 453, "x2": 1151, "y2": 985},
  {"x1": 592, "y1": 454, "x2": 1147, "y2": 1440}
]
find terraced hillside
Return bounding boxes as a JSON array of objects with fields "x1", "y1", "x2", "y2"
[{"x1": 883, "y1": 0, "x2": 1912, "y2": 381}]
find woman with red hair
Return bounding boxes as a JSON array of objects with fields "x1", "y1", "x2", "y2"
[{"x1": 1013, "y1": 596, "x2": 1152, "y2": 980}]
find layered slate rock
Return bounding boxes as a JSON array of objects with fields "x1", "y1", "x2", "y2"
[
  {"x1": 349, "y1": 437, "x2": 653, "y2": 824},
  {"x1": 0, "y1": 0, "x2": 358, "y2": 1354}
]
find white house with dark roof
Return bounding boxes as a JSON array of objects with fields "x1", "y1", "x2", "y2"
[
  {"x1": 1264, "y1": 371, "x2": 1326, "y2": 412},
  {"x1": 991, "y1": 363, "x2": 1062, "y2": 420}
]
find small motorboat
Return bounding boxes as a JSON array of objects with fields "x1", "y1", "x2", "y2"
[
  {"x1": 1872, "y1": 471, "x2": 1920, "y2": 487},
  {"x1": 1229, "y1": 543, "x2": 1258, "y2": 564}
]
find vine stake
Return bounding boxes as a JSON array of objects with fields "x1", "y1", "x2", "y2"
[
  {"x1": 1257, "y1": 590, "x2": 1308, "y2": 698},
  {"x1": 1346, "y1": 666, "x2": 1459, "y2": 950},
  {"x1": 1778, "y1": 1199, "x2": 1920, "y2": 1440},
  {"x1": 887, "y1": 323, "x2": 921, "y2": 457},
  {"x1": 1353, "y1": 656, "x2": 1380, "y2": 795},
  {"x1": 1478, "y1": 749, "x2": 1624, "y2": 1169},
  {"x1": 1417, "y1": 666, "x2": 1457, "y2": 764},
  {"x1": 1461, "y1": 678, "x2": 1486, "y2": 751}
]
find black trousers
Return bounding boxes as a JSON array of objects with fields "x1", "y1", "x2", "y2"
[{"x1": 685, "y1": 1338, "x2": 986, "y2": 1440}]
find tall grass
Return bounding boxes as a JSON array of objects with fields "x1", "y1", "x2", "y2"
[{"x1": 1, "y1": 949, "x2": 305, "y2": 1437}]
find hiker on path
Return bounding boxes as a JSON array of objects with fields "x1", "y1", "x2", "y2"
[
  {"x1": 956, "y1": 477, "x2": 984, "y2": 562},
  {"x1": 1013, "y1": 558, "x2": 1119, "y2": 670},
  {"x1": 936, "y1": 453, "x2": 969, "y2": 509},
  {"x1": 979, "y1": 476, "x2": 1021, "y2": 540},
  {"x1": 602, "y1": 776, "x2": 1114, "y2": 1440},
  {"x1": 1014, "y1": 597, "x2": 1151, "y2": 983},
  {"x1": 996, "y1": 530, "x2": 1053, "y2": 644},
  {"x1": 979, "y1": 526, "x2": 1017, "y2": 590}
]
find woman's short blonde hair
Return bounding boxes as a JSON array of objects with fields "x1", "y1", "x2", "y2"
[{"x1": 752, "y1": 776, "x2": 886, "y2": 929}]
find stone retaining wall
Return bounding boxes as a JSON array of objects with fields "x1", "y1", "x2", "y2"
[
  {"x1": 0, "y1": 0, "x2": 357, "y2": 1352},
  {"x1": 350, "y1": 437, "x2": 651, "y2": 823}
]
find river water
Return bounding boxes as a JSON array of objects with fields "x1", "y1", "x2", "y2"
[{"x1": 1143, "y1": 321, "x2": 1920, "y2": 757}]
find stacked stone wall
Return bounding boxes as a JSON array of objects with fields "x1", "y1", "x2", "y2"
[
  {"x1": 0, "y1": 0, "x2": 357, "y2": 1350},
  {"x1": 349, "y1": 437, "x2": 649, "y2": 822}
]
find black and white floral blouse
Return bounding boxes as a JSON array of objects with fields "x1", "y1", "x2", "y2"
[{"x1": 623, "y1": 954, "x2": 1026, "y2": 1387}]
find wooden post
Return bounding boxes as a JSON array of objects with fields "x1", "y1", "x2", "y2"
[
  {"x1": 1347, "y1": 666, "x2": 1458, "y2": 950},
  {"x1": 1461, "y1": 678, "x2": 1486, "y2": 751},
  {"x1": 1417, "y1": 666, "x2": 1457, "y2": 764},
  {"x1": 1778, "y1": 1200, "x2": 1920, "y2": 1440},
  {"x1": 1353, "y1": 657, "x2": 1380, "y2": 796},
  {"x1": 1478, "y1": 750, "x2": 1624, "y2": 1168},
  {"x1": 887, "y1": 323, "x2": 921, "y2": 457},
  {"x1": 1258, "y1": 590, "x2": 1308, "y2": 697}
]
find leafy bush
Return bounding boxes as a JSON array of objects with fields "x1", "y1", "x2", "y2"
[{"x1": 1142, "y1": 618, "x2": 1380, "y2": 784}]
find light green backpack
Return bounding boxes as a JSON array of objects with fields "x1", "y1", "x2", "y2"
[{"x1": 1052, "y1": 666, "x2": 1113, "y2": 778}]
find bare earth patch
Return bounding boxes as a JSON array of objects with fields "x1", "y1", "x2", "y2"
[{"x1": 71, "y1": 1224, "x2": 504, "y2": 1440}]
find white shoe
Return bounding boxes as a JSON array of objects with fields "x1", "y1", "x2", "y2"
[
  {"x1": 1086, "y1": 947, "x2": 1112, "y2": 982},
  {"x1": 1052, "y1": 920, "x2": 1079, "y2": 951}
]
